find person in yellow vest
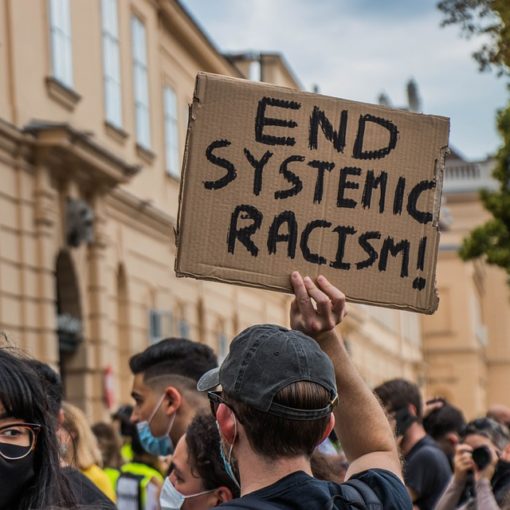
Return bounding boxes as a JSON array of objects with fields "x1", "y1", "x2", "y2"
[
  {"x1": 116, "y1": 424, "x2": 164, "y2": 509},
  {"x1": 60, "y1": 401, "x2": 117, "y2": 503},
  {"x1": 112, "y1": 404, "x2": 135, "y2": 463}
]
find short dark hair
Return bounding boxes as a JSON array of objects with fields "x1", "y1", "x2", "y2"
[
  {"x1": 225, "y1": 381, "x2": 331, "y2": 460},
  {"x1": 185, "y1": 413, "x2": 240, "y2": 497},
  {"x1": 374, "y1": 378, "x2": 423, "y2": 421},
  {"x1": 25, "y1": 359, "x2": 63, "y2": 419},
  {"x1": 423, "y1": 399, "x2": 465, "y2": 439},
  {"x1": 129, "y1": 338, "x2": 218, "y2": 385}
]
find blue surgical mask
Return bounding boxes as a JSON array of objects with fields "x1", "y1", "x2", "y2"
[
  {"x1": 159, "y1": 477, "x2": 214, "y2": 510},
  {"x1": 216, "y1": 418, "x2": 240, "y2": 489},
  {"x1": 136, "y1": 393, "x2": 175, "y2": 456}
]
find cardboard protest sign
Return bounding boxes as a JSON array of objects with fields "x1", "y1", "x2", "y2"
[{"x1": 175, "y1": 73, "x2": 449, "y2": 314}]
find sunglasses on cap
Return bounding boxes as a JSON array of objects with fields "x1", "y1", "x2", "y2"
[{"x1": 0, "y1": 423, "x2": 41, "y2": 460}]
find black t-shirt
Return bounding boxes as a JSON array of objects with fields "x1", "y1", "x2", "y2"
[
  {"x1": 218, "y1": 469, "x2": 411, "y2": 509},
  {"x1": 62, "y1": 467, "x2": 117, "y2": 509},
  {"x1": 404, "y1": 435, "x2": 451, "y2": 510}
]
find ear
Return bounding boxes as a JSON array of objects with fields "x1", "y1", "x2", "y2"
[
  {"x1": 407, "y1": 403, "x2": 418, "y2": 417},
  {"x1": 318, "y1": 413, "x2": 336, "y2": 445},
  {"x1": 210, "y1": 486, "x2": 234, "y2": 506},
  {"x1": 57, "y1": 408, "x2": 65, "y2": 427},
  {"x1": 163, "y1": 386, "x2": 182, "y2": 416},
  {"x1": 445, "y1": 432, "x2": 459, "y2": 447},
  {"x1": 216, "y1": 403, "x2": 237, "y2": 444}
]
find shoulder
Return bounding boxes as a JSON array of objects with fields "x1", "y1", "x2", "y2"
[
  {"x1": 407, "y1": 438, "x2": 449, "y2": 467},
  {"x1": 62, "y1": 467, "x2": 116, "y2": 509},
  {"x1": 348, "y1": 469, "x2": 413, "y2": 510}
]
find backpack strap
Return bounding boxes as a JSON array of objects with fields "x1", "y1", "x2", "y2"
[{"x1": 340, "y1": 479, "x2": 383, "y2": 509}]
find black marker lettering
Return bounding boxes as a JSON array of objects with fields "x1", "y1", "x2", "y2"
[
  {"x1": 227, "y1": 205, "x2": 262, "y2": 256},
  {"x1": 203, "y1": 139, "x2": 237, "y2": 190},
  {"x1": 356, "y1": 231, "x2": 381, "y2": 269},
  {"x1": 378, "y1": 237, "x2": 410, "y2": 278},
  {"x1": 309, "y1": 107, "x2": 348, "y2": 153},
  {"x1": 243, "y1": 148, "x2": 273, "y2": 196},
  {"x1": 361, "y1": 170, "x2": 388, "y2": 213},
  {"x1": 407, "y1": 180, "x2": 435, "y2": 224},
  {"x1": 255, "y1": 96, "x2": 301, "y2": 146},
  {"x1": 352, "y1": 114, "x2": 399, "y2": 160},
  {"x1": 330, "y1": 226, "x2": 356, "y2": 270},
  {"x1": 267, "y1": 211, "x2": 298, "y2": 259},
  {"x1": 307, "y1": 160, "x2": 335, "y2": 204},
  {"x1": 393, "y1": 177, "x2": 406, "y2": 215},
  {"x1": 275, "y1": 155, "x2": 304, "y2": 200},
  {"x1": 337, "y1": 167, "x2": 361, "y2": 209},
  {"x1": 300, "y1": 220, "x2": 331, "y2": 265}
]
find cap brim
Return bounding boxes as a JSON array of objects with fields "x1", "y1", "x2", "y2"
[{"x1": 196, "y1": 367, "x2": 220, "y2": 392}]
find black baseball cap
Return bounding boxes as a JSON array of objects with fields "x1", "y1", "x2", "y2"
[{"x1": 197, "y1": 324, "x2": 338, "y2": 420}]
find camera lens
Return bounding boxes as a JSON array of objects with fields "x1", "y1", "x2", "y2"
[{"x1": 472, "y1": 446, "x2": 492, "y2": 470}]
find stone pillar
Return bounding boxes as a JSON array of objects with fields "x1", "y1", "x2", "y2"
[{"x1": 33, "y1": 162, "x2": 58, "y2": 365}]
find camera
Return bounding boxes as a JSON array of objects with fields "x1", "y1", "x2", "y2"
[{"x1": 472, "y1": 446, "x2": 492, "y2": 470}]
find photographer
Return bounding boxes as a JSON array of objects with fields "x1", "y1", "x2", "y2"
[{"x1": 435, "y1": 418, "x2": 510, "y2": 510}]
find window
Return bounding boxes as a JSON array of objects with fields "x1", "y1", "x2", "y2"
[
  {"x1": 49, "y1": 0, "x2": 73, "y2": 87},
  {"x1": 101, "y1": 0, "x2": 122, "y2": 127},
  {"x1": 218, "y1": 332, "x2": 228, "y2": 363},
  {"x1": 178, "y1": 319, "x2": 190, "y2": 339},
  {"x1": 164, "y1": 86, "x2": 179, "y2": 177},
  {"x1": 148, "y1": 310, "x2": 173, "y2": 345},
  {"x1": 131, "y1": 15, "x2": 150, "y2": 148}
]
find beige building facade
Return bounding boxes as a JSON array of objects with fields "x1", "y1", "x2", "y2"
[
  {"x1": 422, "y1": 154, "x2": 510, "y2": 418},
  {"x1": 0, "y1": 0, "x2": 423, "y2": 420}
]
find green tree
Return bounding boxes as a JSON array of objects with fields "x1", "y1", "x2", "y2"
[{"x1": 438, "y1": 0, "x2": 510, "y2": 277}]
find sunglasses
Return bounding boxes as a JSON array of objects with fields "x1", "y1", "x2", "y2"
[
  {"x1": 0, "y1": 423, "x2": 41, "y2": 460},
  {"x1": 207, "y1": 391, "x2": 227, "y2": 418}
]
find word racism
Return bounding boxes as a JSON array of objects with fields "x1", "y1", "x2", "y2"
[{"x1": 201, "y1": 96, "x2": 435, "y2": 291}]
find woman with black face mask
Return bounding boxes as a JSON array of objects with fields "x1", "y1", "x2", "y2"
[{"x1": 0, "y1": 347, "x2": 76, "y2": 510}]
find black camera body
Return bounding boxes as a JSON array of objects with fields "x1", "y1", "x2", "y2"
[{"x1": 472, "y1": 445, "x2": 492, "y2": 470}]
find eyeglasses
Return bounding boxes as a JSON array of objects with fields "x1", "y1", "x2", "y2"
[
  {"x1": 207, "y1": 391, "x2": 226, "y2": 418},
  {"x1": 0, "y1": 423, "x2": 41, "y2": 460}
]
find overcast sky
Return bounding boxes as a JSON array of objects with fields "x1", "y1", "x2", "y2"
[{"x1": 181, "y1": 0, "x2": 508, "y2": 161}]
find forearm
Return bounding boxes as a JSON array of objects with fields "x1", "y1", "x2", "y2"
[
  {"x1": 433, "y1": 477, "x2": 464, "y2": 510},
  {"x1": 315, "y1": 329, "x2": 396, "y2": 462},
  {"x1": 475, "y1": 479, "x2": 500, "y2": 510}
]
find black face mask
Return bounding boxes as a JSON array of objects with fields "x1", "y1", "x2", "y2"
[{"x1": 0, "y1": 447, "x2": 35, "y2": 510}]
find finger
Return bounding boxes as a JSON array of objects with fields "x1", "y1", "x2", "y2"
[
  {"x1": 316, "y1": 275, "x2": 346, "y2": 319},
  {"x1": 291, "y1": 272, "x2": 315, "y2": 317},
  {"x1": 304, "y1": 276, "x2": 333, "y2": 319}
]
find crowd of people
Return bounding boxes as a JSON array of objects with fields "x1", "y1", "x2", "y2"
[{"x1": 1, "y1": 272, "x2": 509, "y2": 509}]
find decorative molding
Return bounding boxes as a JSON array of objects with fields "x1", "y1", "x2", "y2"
[
  {"x1": 45, "y1": 77, "x2": 82, "y2": 111},
  {"x1": 104, "y1": 121, "x2": 129, "y2": 145},
  {"x1": 136, "y1": 143, "x2": 156, "y2": 165}
]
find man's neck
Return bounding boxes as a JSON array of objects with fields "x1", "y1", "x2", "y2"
[
  {"x1": 401, "y1": 423, "x2": 426, "y2": 456},
  {"x1": 238, "y1": 448, "x2": 312, "y2": 497}
]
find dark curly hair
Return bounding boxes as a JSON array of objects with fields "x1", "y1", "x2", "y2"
[{"x1": 185, "y1": 413, "x2": 240, "y2": 498}]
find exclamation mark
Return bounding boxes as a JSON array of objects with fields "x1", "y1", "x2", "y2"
[{"x1": 412, "y1": 237, "x2": 427, "y2": 291}]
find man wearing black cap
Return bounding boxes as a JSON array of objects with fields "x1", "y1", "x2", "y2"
[{"x1": 197, "y1": 272, "x2": 411, "y2": 509}]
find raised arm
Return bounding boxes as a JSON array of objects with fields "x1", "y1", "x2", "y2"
[{"x1": 289, "y1": 271, "x2": 402, "y2": 480}]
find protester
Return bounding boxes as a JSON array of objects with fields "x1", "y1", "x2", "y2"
[
  {"x1": 435, "y1": 417, "x2": 510, "y2": 509},
  {"x1": 374, "y1": 378, "x2": 451, "y2": 509},
  {"x1": 195, "y1": 272, "x2": 411, "y2": 509},
  {"x1": 27, "y1": 359, "x2": 117, "y2": 509},
  {"x1": 160, "y1": 413, "x2": 239, "y2": 509},
  {"x1": 116, "y1": 425, "x2": 164, "y2": 509},
  {"x1": 61, "y1": 401, "x2": 117, "y2": 502},
  {"x1": 112, "y1": 404, "x2": 136, "y2": 462},
  {"x1": 92, "y1": 421, "x2": 124, "y2": 495},
  {"x1": 0, "y1": 348, "x2": 76, "y2": 509},
  {"x1": 423, "y1": 398, "x2": 466, "y2": 467},
  {"x1": 129, "y1": 337, "x2": 218, "y2": 456}
]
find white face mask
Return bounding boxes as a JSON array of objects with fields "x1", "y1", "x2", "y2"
[{"x1": 160, "y1": 477, "x2": 215, "y2": 510}]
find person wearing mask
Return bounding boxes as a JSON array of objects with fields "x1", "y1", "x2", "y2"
[
  {"x1": 160, "y1": 413, "x2": 239, "y2": 509},
  {"x1": 374, "y1": 378, "x2": 451, "y2": 510},
  {"x1": 129, "y1": 337, "x2": 217, "y2": 457},
  {"x1": 195, "y1": 272, "x2": 411, "y2": 509},
  {"x1": 435, "y1": 417, "x2": 510, "y2": 510},
  {"x1": 0, "y1": 348, "x2": 76, "y2": 509},
  {"x1": 27, "y1": 358, "x2": 117, "y2": 509},
  {"x1": 61, "y1": 401, "x2": 117, "y2": 503}
]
